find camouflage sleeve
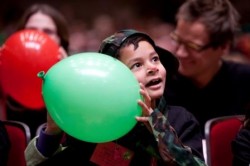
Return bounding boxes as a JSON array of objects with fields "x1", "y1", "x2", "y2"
[{"x1": 148, "y1": 109, "x2": 207, "y2": 166}]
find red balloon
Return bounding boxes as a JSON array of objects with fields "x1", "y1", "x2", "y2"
[{"x1": 0, "y1": 29, "x2": 60, "y2": 109}]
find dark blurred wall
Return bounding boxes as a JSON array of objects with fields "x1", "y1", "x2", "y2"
[
  {"x1": 0, "y1": 0, "x2": 250, "y2": 31},
  {"x1": 0, "y1": 0, "x2": 178, "y2": 31}
]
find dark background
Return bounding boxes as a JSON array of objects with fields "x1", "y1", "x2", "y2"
[
  {"x1": 1, "y1": 0, "x2": 250, "y2": 55},
  {"x1": 1, "y1": 0, "x2": 250, "y2": 31}
]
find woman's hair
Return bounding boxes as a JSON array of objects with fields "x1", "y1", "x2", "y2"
[
  {"x1": 176, "y1": 0, "x2": 240, "y2": 48},
  {"x1": 16, "y1": 3, "x2": 69, "y2": 52}
]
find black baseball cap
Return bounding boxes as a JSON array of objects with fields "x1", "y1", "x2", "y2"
[{"x1": 98, "y1": 29, "x2": 179, "y2": 76}]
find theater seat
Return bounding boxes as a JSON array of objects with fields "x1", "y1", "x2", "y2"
[
  {"x1": 204, "y1": 115, "x2": 244, "y2": 166},
  {"x1": 3, "y1": 120, "x2": 31, "y2": 166},
  {"x1": 36, "y1": 122, "x2": 46, "y2": 136}
]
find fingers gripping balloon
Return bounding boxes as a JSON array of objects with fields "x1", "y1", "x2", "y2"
[
  {"x1": 0, "y1": 29, "x2": 60, "y2": 109},
  {"x1": 39, "y1": 52, "x2": 142, "y2": 143}
]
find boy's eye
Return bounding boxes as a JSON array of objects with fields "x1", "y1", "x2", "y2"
[
  {"x1": 152, "y1": 56, "x2": 159, "y2": 62},
  {"x1": 131, "y1": 63, "x2": 141, "y2": 70}
]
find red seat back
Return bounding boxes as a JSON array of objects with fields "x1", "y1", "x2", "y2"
[
  {"x1": 205, "y1": 115, "x2": 244, "y2": 166},
  {"x1": 4, "y1": 120, "x2": 30, "y2": 166}
]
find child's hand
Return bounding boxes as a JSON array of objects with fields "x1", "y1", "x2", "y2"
[
  {"x1": 45, "y1": 112, "x2": 62, "y2": 135},
  {"x1": 136, "y1": 83, "x2": 154, "y2": 132}
]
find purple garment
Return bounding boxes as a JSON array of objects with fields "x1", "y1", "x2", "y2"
[{"x1": 36, "y1": 127, "x2": 63, "y2": 157}]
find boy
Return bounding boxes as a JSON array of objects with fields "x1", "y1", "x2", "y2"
[{"x1": 25, "y1": 29, "x2": 206, "y2": 166}]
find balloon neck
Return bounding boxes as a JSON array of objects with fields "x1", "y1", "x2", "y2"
[{"x1": 37, "y1": 71, "x2": 45, "y2": 80}]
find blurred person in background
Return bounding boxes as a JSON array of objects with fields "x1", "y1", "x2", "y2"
[
  {"x1": 1, "y1": 3, "x2": 69, "y2": 138},
  {"x1": 164, "y1": 0, "x2": 250, "y2": 136}
]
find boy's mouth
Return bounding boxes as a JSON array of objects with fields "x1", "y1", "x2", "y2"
[{"x1": 145, "y1": 78, "x2": 162, "y2": 87}]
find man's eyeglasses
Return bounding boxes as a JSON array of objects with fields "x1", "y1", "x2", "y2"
[{"x1": 170, "y1": 32, "x2": 212, "y2": 52}]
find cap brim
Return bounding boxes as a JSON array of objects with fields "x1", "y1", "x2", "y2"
[{"x1": 155, "y1": 46, "x2": 179, "y2": 76}]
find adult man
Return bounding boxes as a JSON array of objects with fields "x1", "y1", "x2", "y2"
[{"x1": 164, "y1": 0, "x2": 250, "y2": 135}]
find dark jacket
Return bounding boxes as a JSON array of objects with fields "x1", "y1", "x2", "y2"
[
  {"x1": 232, "y1": 110, "x2": 250, "y2": 166},
  {"x1": 0, "y1": 120, "x2": 10, "y2": 166},
  {"x1": 37, "y1": 104, "x2": 204, "y2": 166},
  {"x1": 165, "y1": 60, "x2": 250, "y2": 136}
]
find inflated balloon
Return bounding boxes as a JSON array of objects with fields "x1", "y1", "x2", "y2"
[
  {"x1": 0, "y1": 29, "x2": 60, "y2": 109},
  {"x1": 39, "y1": 52, "x2": 142, "y2": 143}
]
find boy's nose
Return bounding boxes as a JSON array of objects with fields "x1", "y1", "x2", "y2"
[{"x1": 147, "y1": 66, "x2": 158, "y2": 75}]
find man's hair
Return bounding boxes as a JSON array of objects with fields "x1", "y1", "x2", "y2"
[{"x1": 176, "y1": 0, "x2": 240, "y2": 48}]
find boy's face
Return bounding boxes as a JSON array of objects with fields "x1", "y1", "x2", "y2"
[{"x1": 119, "y1": 41, "x2": 166, "y2": 99}]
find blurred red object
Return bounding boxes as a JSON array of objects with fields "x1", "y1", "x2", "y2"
[
  {"x1": 0, "y1": 29, "x2": 60, "y2": 109},
  {"x1": 235, "y1": 33, "x2": 250, "y2": 59}
]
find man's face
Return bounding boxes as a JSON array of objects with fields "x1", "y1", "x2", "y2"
[
  {"x1": 171, "y1": 19, "x2": 225, "y2": 79},
  {"x1": 119, "y1": 41, "x2": 166, "y2": 100}
]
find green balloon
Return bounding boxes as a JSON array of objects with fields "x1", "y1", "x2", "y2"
[{"x1": 40, "y1": 52, "x2": 142, "y2": 143}]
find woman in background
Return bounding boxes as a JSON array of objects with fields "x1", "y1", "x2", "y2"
[{"x1": 2, "y1": 3, "x2": 69, "y2": 138}]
